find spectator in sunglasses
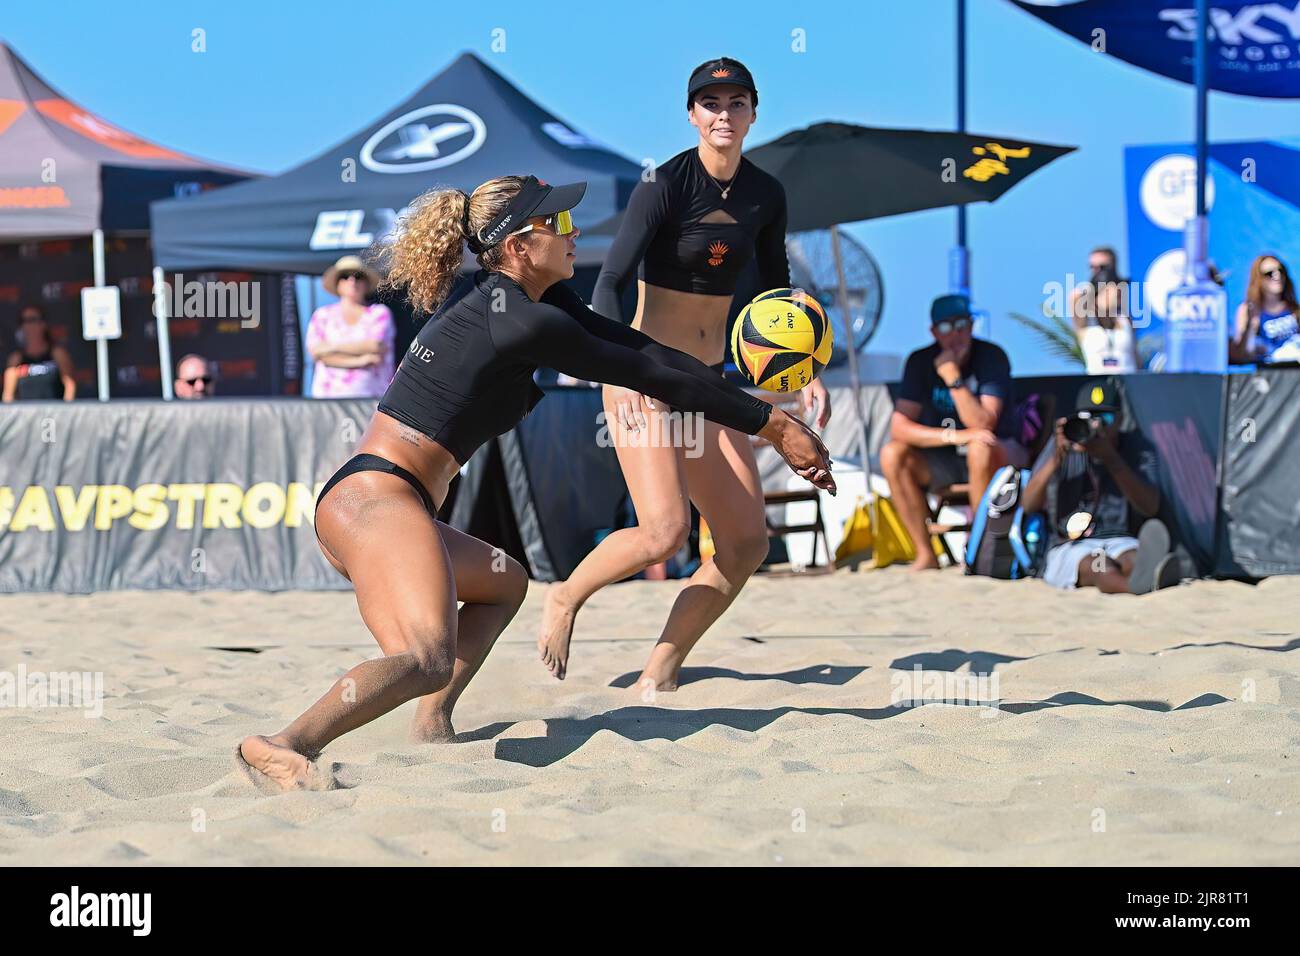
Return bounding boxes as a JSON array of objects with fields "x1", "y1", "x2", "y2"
[
  {"x1": 174, "y1": 354, "x2": 216, "y2": 399},
  {"x1": 882, "y1": 294, "x2": 1026, "y2": 571},
  {"x1": 1229, "y1": 254, "x2": 1299, "y2": 365},
  {"x1": 305, "y1": 255, "x2": 396, "y2": 398}
]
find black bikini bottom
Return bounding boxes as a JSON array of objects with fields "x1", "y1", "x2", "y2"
[{"x1": 314, "y1": 453, "x2": 439, "y2": 539}]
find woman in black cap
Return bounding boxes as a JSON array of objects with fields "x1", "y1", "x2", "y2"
[
  {"x1": 538, "y1": 58, "x2": 830, "y2": 687},
  {"x1": 237, "y1": 174, "x2": 833, "y2": 790}
]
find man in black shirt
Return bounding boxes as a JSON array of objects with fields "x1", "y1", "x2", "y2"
[
  {"x1": 882, "y1": 294, "x2": 1026, "y2": 570},
  {"x1": 1021, "y1": 380, "x2": 1178, "y2": 593}
]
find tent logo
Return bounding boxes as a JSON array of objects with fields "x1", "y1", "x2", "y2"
[{"x1": 360, "y1": 104, "x2": 486, "y2": 174}]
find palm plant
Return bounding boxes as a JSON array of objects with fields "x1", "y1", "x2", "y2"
[{"x1": 1006, "y1": 310, "x2": 1085, "y2": 369}]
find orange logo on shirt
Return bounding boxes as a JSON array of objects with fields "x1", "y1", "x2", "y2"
[
  {"x1": 711, "y1": 68, "x2": 731, "y2": 78},
  {"x1": 707, "y1": 241, "x2": 729, "y2": 267}
]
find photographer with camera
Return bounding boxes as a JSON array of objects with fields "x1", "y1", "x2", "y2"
[
  {"x1": 1070, "y1": 246, "x2": 1138, "y2": 374},
  {"x1": 1021, "y1": 380, "x2": 1178, "y2": 594}
]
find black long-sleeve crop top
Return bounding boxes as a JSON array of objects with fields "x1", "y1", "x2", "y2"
[
  {"x1": 591, "y1": 147, "x2": 791, "y2": 323},
  {"x1": 377, "y1": 270, "x2": 773, "y2": 465}
]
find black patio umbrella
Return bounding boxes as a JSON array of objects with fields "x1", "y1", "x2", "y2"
[
  {"x1": 744, "y1": 122, "x2": 1076, "y2": 232},
  {"x1": 745, "y1": 121, "x2": 1076, "y2": 460}
]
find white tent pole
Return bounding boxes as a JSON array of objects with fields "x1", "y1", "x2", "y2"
[
  {"x1": 153, "y1": 267, "x2": 174, "y2": 400},
  {"x1": 92, "y1": 228, "x2": 109, "y2": 402},
  {"x1": 830, "y1": 226, "x2": 870, "y2": 468}
]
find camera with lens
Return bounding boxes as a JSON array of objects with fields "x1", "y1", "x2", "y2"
[{"x1": 1062, "y1": 412, "x2": 1104, "y2": 445}]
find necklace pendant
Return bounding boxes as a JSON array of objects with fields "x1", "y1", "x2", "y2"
[{"x1": 721, "y1": 187, "x2": 730, "y2": 200}]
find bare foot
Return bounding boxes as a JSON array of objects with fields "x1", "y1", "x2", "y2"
[
  {"x1": 538, "y1": 584, "x2": 578, "y2": 680},
  {"x1": 410, "y1": 710, "x2": 456, "y2": 743},
  {"x1": 627, "y1": 672, "x2": 678, "y2": 702},
  {"x1": 909, "y1": 553, "x2": 941, "y2": 572},
  {"x1": 237, "y1": 734, "x2": 335, "y2": 792}
]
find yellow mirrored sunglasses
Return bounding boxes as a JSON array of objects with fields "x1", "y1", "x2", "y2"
[{"x1": 509, "y1": 208, "x2": 575, "y2": 238}]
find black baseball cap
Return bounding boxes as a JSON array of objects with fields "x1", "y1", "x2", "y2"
[
  {"x1": 687, "y1": 59, "x2": 757, "y2": 101},
  {"x1": 469, "y1": 176, "x2": 587, "y2": 253},
  {"x1": 1075, "y1": 379, "x2": 1120, "y2": 413},
  {"x1": 931, "y1": 293, "x2": 971, "y2": 324}
]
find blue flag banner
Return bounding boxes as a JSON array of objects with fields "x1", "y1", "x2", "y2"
[
  {"x1": 1123, "y1": 138, "x2": 1300, "y2": 369},
  {"x1": 1012, "y1": 1, "x2": 1300, "y2": 98}
]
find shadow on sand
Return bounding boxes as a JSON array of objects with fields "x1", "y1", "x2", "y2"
[
  {"x1": 608, "y1": 663, "x2": 866, "y2": 689},
  {"x1": 471, "y1": 691, "x2": 1229, "y2": 768}
]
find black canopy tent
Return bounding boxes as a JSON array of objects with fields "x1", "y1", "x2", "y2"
[{"x1": 149, "y1": 51, "x2": 642, "y2": 274}]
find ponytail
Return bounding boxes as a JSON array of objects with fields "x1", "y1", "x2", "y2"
[{"x1": 376, "y1": 176, "x2": 531, "y2": 314}]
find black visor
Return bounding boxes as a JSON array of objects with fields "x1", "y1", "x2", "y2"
[{"x1": 469, "y1": 176, "x2": 587, "y2": 253}]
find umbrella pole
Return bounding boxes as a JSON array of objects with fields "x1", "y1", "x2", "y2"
[
  {"x1": 952, "y1": 0, "x2": 970, "y2": 297},
  {"x1": 830, "y1": 226, "x2": 871, "y2": 468},
  {"x1": 1189, "y1": 0, "x2": 1210, "y2": 282},
  {"x1": 92, "y1": 229, "x2": 109, "y2": 402}
]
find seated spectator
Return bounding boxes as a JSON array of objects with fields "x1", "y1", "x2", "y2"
[
  {"x1": 1070, "y1": 245, "x2": 1138, "y2": 374},
  {"x1": 882, "y1": 293, "x2": 1027, "y2": 571},
  {"x1": 1021, "y1": 380, "x2": 1178, "y2": 594},
  {"x1": 175, "y1": 354, "x2": 216, "y2": 399},
  {"x1": 3, "y1": 306, "x2": 76, "y2": 402},
  {"x1": 1229, "y1": 254, "x2": 1299, "y2": 365},
  {"x1": 305, "y1": 256, "x2": 395, "y2": 399}
]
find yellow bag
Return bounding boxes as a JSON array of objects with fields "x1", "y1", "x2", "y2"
[
  {"x1": 869, "y1": 495, "x2": 946, "y2": 569},
  {"x1": 834, "y1": 497, "x2": 873, "y2": 565},
  {"x1": 869, "y1": 495, "x2": 915, "y2": 568}
]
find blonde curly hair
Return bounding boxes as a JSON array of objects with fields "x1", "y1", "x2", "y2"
[{"x1": 371, "y1": 176, "x2": 527, "y2": 315}]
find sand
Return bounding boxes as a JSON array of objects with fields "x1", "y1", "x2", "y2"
[{"x1": 2, "y1": 570, "x2": 1298, "y2": 866}]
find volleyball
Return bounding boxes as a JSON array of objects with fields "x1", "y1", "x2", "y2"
[{"x1": 730, "y1": 288, "x2": 832, "y2": 392}]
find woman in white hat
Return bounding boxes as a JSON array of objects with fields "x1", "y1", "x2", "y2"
[{"x1": 305, "y1": 255, "x2": 395, "y2": 398}]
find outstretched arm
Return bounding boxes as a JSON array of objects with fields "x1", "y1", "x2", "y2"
[
  {"x1": 502, "y1": 294, "x2": 770, "y2": 434},
  {"x1": 544, "y1": 281, "x2": 774, "y2": 408},
  {"x1": 495, "y1": 295, "x2": 835, "y2": 490}
]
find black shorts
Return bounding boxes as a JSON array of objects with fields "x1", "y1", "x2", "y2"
[
  {"x1": 314, "y1": 453, "x2": 439, "y2": 541},
  {"x1": 920, "y1": 446, "x2": 968, "y2": 491}
]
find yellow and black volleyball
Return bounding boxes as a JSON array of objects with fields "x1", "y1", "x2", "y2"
[{"x1": 730, "y1": 288, "x2": 832, "y2": 392}]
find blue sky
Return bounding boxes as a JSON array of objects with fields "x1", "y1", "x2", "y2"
[{"x1": 6, "y1": 0, "x2": 1300, "y2": 373}]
